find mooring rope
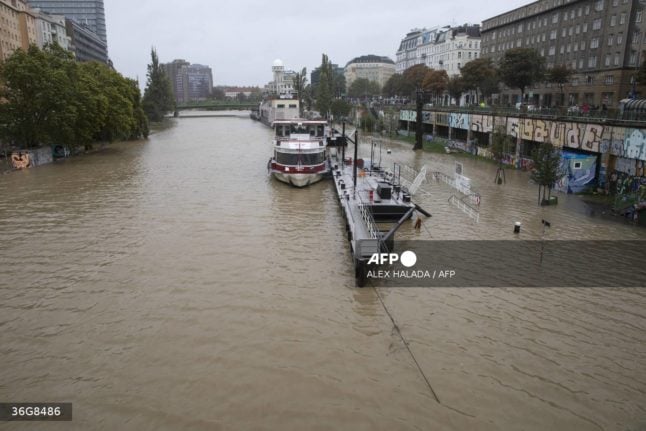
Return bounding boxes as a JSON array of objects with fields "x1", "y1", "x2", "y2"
[{"x1": 370, "y1": 283, "x2": 441, "y2": 404}]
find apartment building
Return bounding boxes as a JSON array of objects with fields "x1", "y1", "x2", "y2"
[{"x1": 481, "y1": 0, "x2": 646, "y2": 107}]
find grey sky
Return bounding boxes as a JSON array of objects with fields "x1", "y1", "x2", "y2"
[{"x1": 105, "y1": 0, "x2": 531, "y2": 87}]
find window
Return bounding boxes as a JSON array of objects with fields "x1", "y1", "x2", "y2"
[
  {"x1": 576, "y1": 24, "x2": 581, "y2": 34},
  {"x1": 595, "y1": 0, "x2": 604, "y2": 11},
  {"x1": 608, "y1": 34, "x2": 614, "y2": 46},
  {"x1": 620, "y1": 13, "x2": 626, "y2": 24},
  {"x1": 562, "y1": 28, "x2": 567, "y2": 37},
  {"x1": 583, "y1": 23, "x2": 588, "y2": 32},
  {"x1": 550, "y1": 30, "x2": 557, "y2": 39},
  {"x1": 634, "y1": 31, "x2": 641, "y2": 45},
  {"x1": 612, "y1": 0, "x2": 618, "y2": 5},
  {"x1": 591, "y1": 37, "x2": 600, "y2": 48},
  {"x1": 588, "y1": 56, "x2": 598, "y2": 67},
  {"x1": 618, "y1": 33, "x2": 623, "y2": 44},
  {"x1": 549, "y1": 46, "x2": 556, "y2": 55},
  {"x1": 593, "y1": 18, "x2": 602, "y2": 30},
  {"x1": 581, "y1": 41, "x2": 586, "y2": 50},
  {"x1": 552, "y1": 13, "x2": 559, "y2": 23},
  {"x1": 637, "y1": 10, "x2": 643, "y2": 23},
  {"x1": 560, "y1": 45, "x2": 565, "y2": 54},
  {"x1": 585, "y1": 5, "x2": 590, "y2": 14},
  {"x1": 605, "y1": 54, "x2": 611, "y2": 66},
  {"x1": 614, "y1": 52, "x2": 620, "y2": 65},
  {"x1": 629, "y1": 51, "x2": 637, "y2": 65}
]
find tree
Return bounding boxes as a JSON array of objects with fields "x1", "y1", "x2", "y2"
[
  {"x1": 531, "y1": 142, "x2": 562, "y2": 204},
  {"x1": 292, "y1": 67, "x2": 307, "y2": 116},
  {"x1": 347, "y1": 78, "x2": 381, "y2": 98},
  {"x1": 461, "y1": 58, "x2": 499, "y2": 105},
  {"x1": 491, "y1": 125, "x2": 513, "y2": 184},
  {"x1": 382, "y1": 73, "x2": 406, "y2": 97},
  {"x1": 447, "y1": 75, "x2": 465, "y2": 106},
  {"x1": 546, "y1": 65, "x2": 573, "y2": 106},
  {"x1": 212, "y1": 87, "x2": 226, "y2": 100},
  {"x1": 0, "y1": 45, "x2": 76, "y2": 148},
  {"x1": 315, "y1": 54, "x2": 334, "y2": 118},
  {"x1": 142, "y1": 47, "x2": 174, "y2": 122},
  {"x1": 0, "y1": 44, "x2": 147, "y2": 150},
  {"x1": 422, "y1": 69, "x2": 449, "y2": 105},
  {"x1": 499, "y1": 48, "x2": 545, "y2": 104},
  {"x1": 402, "y1": 64, "x2": 430, "y2": 97},
  {"x1": 330, "y1": 99, "x2": 351, "y2": 119}
]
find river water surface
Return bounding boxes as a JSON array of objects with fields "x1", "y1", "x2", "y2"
[{"x1": 1, "y1": 112, "x2": 645, "y2": 430}]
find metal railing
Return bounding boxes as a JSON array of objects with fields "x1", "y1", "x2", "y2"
[{"x1": 449, "y1": 195, "x2": 480, "y2": 223}]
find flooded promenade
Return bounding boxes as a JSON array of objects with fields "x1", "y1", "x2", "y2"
[{"x1": 0, "y1": 112, "x2": 645, "y2": 430}]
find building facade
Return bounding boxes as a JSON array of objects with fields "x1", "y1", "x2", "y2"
[
  {"x1": 33, "y1": 9, "x2": 70, "y2": 50},
  {"x1": 395, "y1": 25, "x2": 482, "y2": 76},
  {"x1": 27, "y1": 0, "x2": 106, "y2": 45},
  {"x1": 344, "y1": 55, "x2": 395, "y2": 90},
  {"x1": 0, "y1": 0, "x2": 37, "y2": 61},
  {"x1": 65, "y1": 17, "x2": 107, "y2": 63},
  {"x1": 481, "y1": 0, "x2": 646, "y2": 107},
  {"x1": 163, "y1": 60, "x2": 213, "y2": 104},
  {"x1": 264, "y1": 59, "x2": 296, "y2": 97}
]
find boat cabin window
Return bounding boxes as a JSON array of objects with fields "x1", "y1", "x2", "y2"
[
  {"x1": 316, "y1": 125, "x2": 324, "y2": 137},
  {"x1": 290, "y1": 124, "x2": 309, "y2": 134},
  {"x1": 275, "y1": 151, "x2": 325, "y2": 165},
  {"x1": 275, "y1": 125, "x2": 288, "y2": 137}
]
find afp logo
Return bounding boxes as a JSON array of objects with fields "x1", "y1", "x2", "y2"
[{"x1": 367, "y1": 250, "x2": 417, "y2": 268}]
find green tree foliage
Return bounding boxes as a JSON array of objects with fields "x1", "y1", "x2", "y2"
[
  {"x1": 461, "y1": 58, "x2": 499, "y2": 104},
  {"x1": 546, "y1": 65, "x2": 573, "y2": 106},
  {"x1": 330, "y1": 99, "x2": 351, "y2": 119},
  {"x1": 347, "y1": 78, "x2": 381, "y2": 98},
  {"x1": 315, "y1": 54, "x2": 335, "y2": 118},
  {"x1": 0, "y1": 44, "x2": 148, "y2": 150},
  {"x1": 292, "y1": 67, "x2": 307, "y2": 116},
  {"x1": 491, "y1": 125, "x2": 513, "y2": 164},
  {"x1": 142, "y1": 47, "x2": 174, "y2": 122},
  {"x1": 382, "y1": 73, "x2": 406, "y2": 97},
  {"x1": 499, "y1": 48, "x2": 545, "y2": 103},
  {"x1": 531, "y1": 142, "x2": 562, "y2": 204}
]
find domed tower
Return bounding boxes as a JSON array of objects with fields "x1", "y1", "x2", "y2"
[{"x1": 272, "y1": 59, "x2": 285, "y2": 88}]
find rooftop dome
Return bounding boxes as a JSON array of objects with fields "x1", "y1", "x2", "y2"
[{"x1": 273, "y1": 59, "x2": 284, "y2": 68}]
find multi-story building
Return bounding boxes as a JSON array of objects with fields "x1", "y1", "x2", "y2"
[
  {"x1": 481, "y1": 0, "x2": 646, "y2": 107},
  {"x1": 344, "y1": 55, "x2": 396, "y2": 90},
  {"x1": 0, "y1": 0, "x2": 37, "y2": 61},
  {"x1": 395, "y1": 25, "x2": 482, "y2": 75},
  {"x1": 264, "y1": 59, "x2": 296, "y2": 97},
  {"x1": 27, "y1": 0, "x2": 106, "y2": 45},
  {"x1": 33, "y1": 9, "x2": 71, "y2": 50},
  {"x1": 163, "y1": 60, "x2": 213, "y2": 104},
  {"x1": 65, "y1": 18, "x2": 107, "y2": 63},
  {"x1": 396, "y1": 29, "x2": 425, "y2": 73}
]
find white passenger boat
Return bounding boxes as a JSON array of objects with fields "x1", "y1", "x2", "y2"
[{"x1": 268, "y1": 120, "x2": 329, "y2": 187}]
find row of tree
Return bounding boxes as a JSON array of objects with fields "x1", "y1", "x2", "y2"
[
  {"x1": 0, "y1": 44, "x2": 150, "y2": 150},
  {"x1": 382, "y1": 48, "x2": 565, "y2": 105}
]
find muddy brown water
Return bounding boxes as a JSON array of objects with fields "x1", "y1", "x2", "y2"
[{"x1": 1, "y1": 112, "x2": 645, "y2": 430}]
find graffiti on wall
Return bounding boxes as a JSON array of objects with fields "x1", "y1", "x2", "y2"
[
  {"x1": 470, "y1": 114, "x2": 494, "y2": 133},
  {"x1": 507, "y1": 117, "x2": 520, "y2": 138},
  {"x1": 10, "y1": 152, "x2": 31, "y2": 169},
  {"x1": 422, "y1": 111, "x2": 434, "y2": 124},
  {"x1": 400, "y1": 110, "x2": 417, "y2": 122},
  {"x1": 623, "y1": 129, "x2": 646, "y2": 161},
  {"x1": 449, "y1": 113, "x2": 470, "y2": 130}
]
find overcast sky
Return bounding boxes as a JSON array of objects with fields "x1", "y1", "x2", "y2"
[{"x1": 105, "y1": 0, "x2": 531, "y2": 87}]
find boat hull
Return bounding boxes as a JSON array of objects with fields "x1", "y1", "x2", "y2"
[{"x1": 271, "y1": 171, "x2": 324, "y2": 187}]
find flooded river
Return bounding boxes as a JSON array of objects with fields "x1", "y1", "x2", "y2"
[{"x1": 1, "y1": 112, "x2": 645, "y2": 430}]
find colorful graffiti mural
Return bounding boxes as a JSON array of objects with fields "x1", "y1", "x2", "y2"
[
  {"x1": 555, "y1": 151, "x2": 598, "y2": 194},
  {"x1": 10, "y1": 152, "x2": 31, "y2": 169},
  {"x1": 448, "y1": 113, "x2": 470, "y2": 130},
  {"x1": 400, "y1": 110, "x2": 646, "y2": 164},
  {"x1": 624, "y1": 129, "x2": 646, "y2": 161}
]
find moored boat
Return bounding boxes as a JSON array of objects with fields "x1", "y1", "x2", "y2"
[{"x1": 268, "y1": 120, "x2": 329, "y2": 187}]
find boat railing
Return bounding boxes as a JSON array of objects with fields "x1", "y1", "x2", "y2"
[{"x1": 357, "y1": 191, "x2": 388, "y2": 254}]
